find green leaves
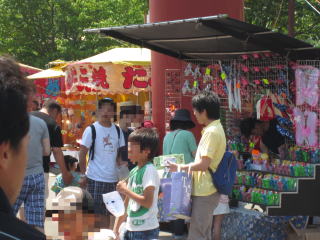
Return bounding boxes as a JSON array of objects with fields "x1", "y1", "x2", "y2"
[
  {"x1": 245, "y1": 0, "x2": 320, "y2": 47},
  {"x1": 0, "y1": 0, "x2": 148, "y2": 67}
]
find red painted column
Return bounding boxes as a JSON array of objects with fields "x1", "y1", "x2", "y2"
[{"x1": 150, "y1": 0, "x2": 244, "y2": 146}]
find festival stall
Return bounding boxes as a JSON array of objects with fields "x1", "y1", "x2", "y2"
[
  {"x1": 85, "y1": 15, "x2": 320, "y2": 239},
  {"x1": 60, "y1": 48, "x2": 151, "y2": 146}
]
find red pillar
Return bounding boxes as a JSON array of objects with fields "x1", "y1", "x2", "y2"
[{"x1": 150, "y1": 0, "x2": 244, "y2": 145}]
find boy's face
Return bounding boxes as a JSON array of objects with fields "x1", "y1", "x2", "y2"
[{"x1": 127, "y1": 142, "x2": 149, "y2": 164}]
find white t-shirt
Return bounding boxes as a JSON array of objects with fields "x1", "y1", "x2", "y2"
[
  {"x1": 126, "y1": 163, "x2": 160, "y2": 231},
  {"x1": 81, "y1": 122, "x2": 125, "y2": 182}
]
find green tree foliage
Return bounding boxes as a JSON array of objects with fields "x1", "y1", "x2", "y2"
[
  {"x1": 245, "y1": 0, "x2": 320, "y2": 47},
  {"x1": 0, "y1": 0, "x2": 148, "y2": 67}
]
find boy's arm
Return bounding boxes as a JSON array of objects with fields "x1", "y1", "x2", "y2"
[
  {"x1": 117, "y1": 181, "x2": 155, "y2": 209},
  {"x1": 113, "y1": 196, "x2": 129, "y2": 237}
]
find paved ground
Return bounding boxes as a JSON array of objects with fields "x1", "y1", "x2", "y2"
[{"x1": 44, "y1": 173, "x2": 176, "y2": 239}]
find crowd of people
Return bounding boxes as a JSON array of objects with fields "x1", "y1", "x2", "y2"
[{"x1": 0, "y1": 56, "x2": 230, "y2": 240}]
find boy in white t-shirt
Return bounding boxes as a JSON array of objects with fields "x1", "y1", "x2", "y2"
[{"x1": 114, "y1": 128, "x2": 160, "y2": 240}]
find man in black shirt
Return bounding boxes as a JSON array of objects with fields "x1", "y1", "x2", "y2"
[
  {"x1": 0, "y1": 56, "x2": 45, "y2": 239},
  {"x1": 32, "y1": 100, "x2": 73, "y2": 199},
  {"x1": 240, "y1": 117, "x2": 285, "y2": 154}
]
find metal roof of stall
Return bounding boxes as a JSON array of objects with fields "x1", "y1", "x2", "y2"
[{"x1": 84, "y1": 14, "x2": 320, "y2": 61}]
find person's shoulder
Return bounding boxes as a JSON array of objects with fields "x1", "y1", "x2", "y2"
[
  {"x1": 0, "y1": 213, "x2": 46, "y2": 239},
  {"x1": 30, "y1": 115, "x2": 47, "y2": 126},
  {"x1": 180, "y1": 129, "x2": 194, "y2": 136},
  {"x1": 146, "y1": 163, "x2": 158, "y2": 175}
]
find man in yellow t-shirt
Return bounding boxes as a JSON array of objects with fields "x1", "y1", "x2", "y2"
[{"x1": 169, "y1": 92, "x2": 226, "y2": 240}]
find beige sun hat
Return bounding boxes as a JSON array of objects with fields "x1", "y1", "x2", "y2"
[{"x1": 51, "y1": 186, "x2": 93, "y2": 211}]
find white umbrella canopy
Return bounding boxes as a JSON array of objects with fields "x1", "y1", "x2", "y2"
[
  {"x1": 27, "y1": 68, "x2": 65, "y2": 79},
  {"x1": 76, "y1": 47, "x2": 151, "y2": 65}
]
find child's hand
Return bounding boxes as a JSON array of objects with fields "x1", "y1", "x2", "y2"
[{"x1": 116, "y1": 180, "x2": 128, "y2": 194}]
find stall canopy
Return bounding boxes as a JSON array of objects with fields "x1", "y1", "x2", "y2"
[
  {"x1": 84, "y1": 14, "x2": 320, "y2": 60},
  {"x1": 64, "y1": 48, "x2": 151, "y2": 95},
  {"x1": 27, "y1": 67, "x2": 65, "y2": 79}
]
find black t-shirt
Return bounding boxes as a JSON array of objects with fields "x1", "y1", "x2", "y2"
[
  {"x1": 262, "y1": 119, "x2": 285, "y2": 154},
  {"x1": 31, "y1": 111, "x2": 63, "y2": 172},
  {"x1": 0, "y1": 188, "x2": 46, "y2": 240},
  {"x1": 120, "y1": 127, "x2": 136, "y2": 170}
]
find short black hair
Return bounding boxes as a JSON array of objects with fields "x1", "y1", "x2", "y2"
[
  {"x1": 192, "y1": 92, "x2": 220, "y2": 120},
  {"x1": 43, "y1": 99, "x2": 62, "y2": 113},
  {"x1": 128, "y1": 128, "x2": 159, "y2": 161},
  {"x1": 64, "y1": 155, "x2": 78, "y2": 171},
  {"x1": 98, "y1": 97, "x2": 117, "y2": 121},
  {"x1": 120, "y1": 109, "x2": 135, "y2": 119},
  {"x1": 0, "y1": 56, "x2": 29, "y2": 150},
  {"x1": 239, "y1": 117, "x2": 262, "y2": 138},
  {"x1": 170, "y1": 120, "x2": 193, "y2": 130}
]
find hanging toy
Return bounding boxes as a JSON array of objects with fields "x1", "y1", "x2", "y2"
[
  {"x1": 184, "y1": 63, "x2": 193, "y2": 76},
  {"x1": 192, "y1": 65, "x2": 201, "y2": 79},
  {"x1": 219, "y1": 61, "x2": 227, "y2": 80},
  {"x1": 203, "y1": 83, "x2": 212, "y2": 93},
  {"x1": 182, "y1": 79, "x2": 191, "y2": 95},
  {"x1": 191, "y1": 80, "x2": 200, "y2": 95},
  {"x1": 203, "y1": 67, "x2": 213, "y2": 83}
]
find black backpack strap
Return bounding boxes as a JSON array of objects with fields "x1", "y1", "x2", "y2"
[
  {"x1": 115, "y1": 125, "x2": 120, "y2": 140},
  {"x1": 89, "y1": 125, "x2": 96, "y2": 161}
]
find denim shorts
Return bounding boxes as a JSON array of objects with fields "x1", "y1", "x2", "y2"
[{"x1": 123, "y1": 228, "x2": 159, "y2": 240}]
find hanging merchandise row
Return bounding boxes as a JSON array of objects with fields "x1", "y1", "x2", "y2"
[{"x1": 173, "y1": 54, "x2": 320, "y2": 216}]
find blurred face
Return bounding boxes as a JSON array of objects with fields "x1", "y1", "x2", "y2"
[
  {"x1": 97, "y1": 103, "x2": 114, "y2": 123},
  {"x1": 120, "y1": 113, "x2": 135, "y2": 129},
  {"x1": 57, "y1": 210, "x2": 96, "y2": 239},
  {"x1": 131, "y1": 113, "x2": 143, "y2": 128},
  {"x1": 193, "y1": 108, "x2": 206, "y2": 125},
  {"x1": 128, "y1": 142, "x2": 149, "y2": 164},
  {"x1": 49, "y1": 108, "x2": 61, "y2": 121},
  {"x1": 27, "y1": 93, "x2": 37, "y2": 112},
  {"x1": 0, "y1": 135, "x2": 29, "y2": 205}
]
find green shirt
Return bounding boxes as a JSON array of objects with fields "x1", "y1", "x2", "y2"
[{"x1": 163, "y1": 130, "x2": 197, "y2": 164}]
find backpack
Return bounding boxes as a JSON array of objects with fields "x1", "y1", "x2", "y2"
[
  {"x1": 89, "y1": 124, "x2": 121, "y2": 161},
  {"x1": 208, "y1": 151, "x2": 237, "y2": 195}
]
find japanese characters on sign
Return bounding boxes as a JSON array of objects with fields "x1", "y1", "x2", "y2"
[{"x1": 65, "y1": 63, "x2": 151, "y2": 94}]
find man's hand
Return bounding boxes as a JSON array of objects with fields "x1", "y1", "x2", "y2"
[
  {"x1": 167, "y1": 161, "x2": 178, "y2": 172},
  {"x1": 61, "y1": 171, "x2": 73, "y2": 185},
  {"x1": 116, "y1": 180, "x2": 128, "y2": 194}
]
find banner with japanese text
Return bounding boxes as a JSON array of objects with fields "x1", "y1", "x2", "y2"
[{"x1": 63, "y1": 63, "x2": 151, "y2": 95}]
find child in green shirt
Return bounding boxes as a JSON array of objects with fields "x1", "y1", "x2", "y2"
[{"x1": 114, "y1": 128, "x2": 160, "y2": 240}]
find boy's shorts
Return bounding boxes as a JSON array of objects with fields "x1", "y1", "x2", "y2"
[
  {"x1": 12, "y1": 173, "x2": 45, "y2": 228},
  {"x1": 87, "y1": 178, "x2": 117, "y2": 215},
  {"x1": 123, "y1": 228, "x2": 159, "y2": 240}
]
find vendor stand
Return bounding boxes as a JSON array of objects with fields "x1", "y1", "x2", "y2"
[{"x1": 85, "y1": 15, "x2": 320, "y2": 239}]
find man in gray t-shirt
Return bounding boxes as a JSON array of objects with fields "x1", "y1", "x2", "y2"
[{"x1": 12, "y1": 114, "x2": 50, "y2": 231}]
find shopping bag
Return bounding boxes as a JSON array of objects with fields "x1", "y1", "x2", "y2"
[
  {"x1": 169, "y1": 171, "x2": 192, "y2": 220},
  {"x1": 158, "y1": 178, "x2": 175, "y2": 222}
]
